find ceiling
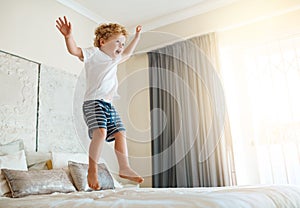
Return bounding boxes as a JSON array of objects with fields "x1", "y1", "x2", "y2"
[{"x1": 56, "y1": 0, "x2": 239, "y2": 31}]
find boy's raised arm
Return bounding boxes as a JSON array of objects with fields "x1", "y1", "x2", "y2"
[
  {"x1": 56, "y1": 16, "x2": 83, "y2": 61},
  {"x1": 121, "y1": 25, "x2": 142, "y2": 61}
]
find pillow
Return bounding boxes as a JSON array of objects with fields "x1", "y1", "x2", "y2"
[
  {"x1": 0, "y1": 140, "x2": 24, "y2": 155},
  {"x1": 51, "y1": 152, "x2": 123, "y2": 188},
  {"x1": 2, "y1": 169, "x2": 76, "y2": 198},
  {"x1": 51, "y1": 152, "x2": 88, "y2": 169},
  {"x1": 27, "y1": 161, "x2": 48, "y2": 171},
  {"x1": 68, "y1": 161, "x2": 114, "y2": 191},
  {"x1": 26, "y1": 151, "x2": 51, "y2": 170},
  {"x1": 0, "y1": 150, "x2": 28, "y2": 196}
]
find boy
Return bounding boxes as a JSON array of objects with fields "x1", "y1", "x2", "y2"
[{"x1": 56, "y1": 16, "x2": 144, "y2": 190}]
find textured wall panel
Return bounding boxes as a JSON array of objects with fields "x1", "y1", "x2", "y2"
[
  {"x1": 38, "y1": 65, "x2": 85, "y2": 152},
  {"x1": 0, "y1": 51, "x2": 38, "y2": 151}
]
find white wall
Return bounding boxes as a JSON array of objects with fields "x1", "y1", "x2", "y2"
[
  {"x1": 0, "y1": 0, "x2": 96, "y2": 75},
  {"x1": 116, "y1": 53, "x2": 152, "y2": 187},
  {"x1": 136, "y1": 0, "x2": 300, "y2": 52}
]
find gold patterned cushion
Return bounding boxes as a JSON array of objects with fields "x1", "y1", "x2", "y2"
[
  {"x1": 2, "y1": 169, "x2": 76, "y2": 198},
  {"x1": 68, "y1": 161, "x2": 115, "y2": 191}
]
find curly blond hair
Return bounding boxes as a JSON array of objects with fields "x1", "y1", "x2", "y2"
[{"x1": 94, "y1": 23, "x2": 128, "y2": 47}]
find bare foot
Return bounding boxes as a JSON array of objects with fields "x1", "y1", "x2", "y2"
[
  {"x1": 87, "y1": 168, "x2": 101, "y2": 190},
  {"x1": 119, "y1": 167, "x2": 144, "y2": 184}
]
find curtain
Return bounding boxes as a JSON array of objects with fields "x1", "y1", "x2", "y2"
[
  {"x1": 148, "y1": 33, "x2": 236, "y2": 187},
  {"x1": 220, "y1": 35, "x2": 300, "y2": 185}
]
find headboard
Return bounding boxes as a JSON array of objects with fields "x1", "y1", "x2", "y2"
[{"x1": 1, "y1": 50, "x2": 85, "y2": 152}]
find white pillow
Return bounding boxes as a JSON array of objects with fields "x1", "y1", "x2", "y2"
[
  {"x1": 51, "y1": 152, "x2": 88, "y2": 169},
  {"x1": 0, "y1": 140, "x2": 24, "y2": 155},
  {"x1": 51, "y1": 152, "x2": 123, "y2": 188},
  {"x1": 0, "y1": 150, "x2": 28, "y2": 196},
  {"x1": 26, "y1": 151, "x2": 52, "y2": 170},
  {"x1": 26, "y1": 151, "x2": 51, "y2": 166}
]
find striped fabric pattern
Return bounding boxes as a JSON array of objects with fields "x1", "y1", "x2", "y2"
[{"x1": 82, "y1": 100, "x2": 126, "y2": 142}]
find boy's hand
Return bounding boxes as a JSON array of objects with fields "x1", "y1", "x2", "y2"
[
  {"x1": 136, "y1": 25, "x2": 142, "y2": 33},
  {"x1": 56, "y1": 16, "x2": 72, "y2": 38}
]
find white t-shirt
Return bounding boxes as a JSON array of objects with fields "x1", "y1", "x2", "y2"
[{"x1": 82, "y1": 47, "x2": 122, "y2": 101}]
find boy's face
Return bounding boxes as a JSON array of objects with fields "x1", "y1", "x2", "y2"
[{"x1": 99, "y1": 33, "x2": 126, "y2": 58}]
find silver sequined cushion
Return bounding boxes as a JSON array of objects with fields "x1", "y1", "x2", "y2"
[
  {"x1": 68, "y1": 161, "x2": 115, "y2": 191},
  {"x1": 2, "y1": 169, "x2": 76, "y2": 198}
]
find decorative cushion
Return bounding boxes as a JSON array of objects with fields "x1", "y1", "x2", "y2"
[
  {"x1": 2, "y1": 169, "x2": 76, "y2": 198},
  {"x1": 0, "y1": 150, "x2": 28, "y2": 196},
  {"x1": 46, "y1": 160, "x2": 53, "y2": 170},
  {"x1": 51, "y1": 152, "x2": 123, "y2": 188},
  {"x1": 68, "y1": 161, "x2": 115, "y2": 191}
]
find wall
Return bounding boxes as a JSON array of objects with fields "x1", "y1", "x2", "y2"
[
  {"x1": 0, "y1": 0, "x2": 96, "y2": 75},
  {"x1": 136, "y1": 0, "x2": 300, "y2": 52},
  {"x1": 116, "y1": 53, "x2": 152, "y2": 187}
]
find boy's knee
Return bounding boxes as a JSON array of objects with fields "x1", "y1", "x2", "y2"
[
  {"x1": 113, "y1": 131, "x2": 126, "y2": 140},
  {"x1": 92, "y1": 128, "x2": 107, "y2": 139}
]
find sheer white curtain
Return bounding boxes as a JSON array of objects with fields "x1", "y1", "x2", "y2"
[{"x1": 220, "y1": 35, "x2": 300, "y2": 185}]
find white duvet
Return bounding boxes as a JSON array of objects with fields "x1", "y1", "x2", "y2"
[{"x1": 1, "y1": 185, "x2": 300, "y2": 208}]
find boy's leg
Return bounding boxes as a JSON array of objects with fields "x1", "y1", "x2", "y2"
[
  {"x1": 88, "y1": 128, "x2": 107, "y2": 190},
  {"x1": 113, "y1": 131, "x2": 144, "y2": 184}
]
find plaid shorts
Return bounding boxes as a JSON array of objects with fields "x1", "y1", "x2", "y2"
[{"x1": 82, "y1": 99, "x2": 126, "y2": 142}]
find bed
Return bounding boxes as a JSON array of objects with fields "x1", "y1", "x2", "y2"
[
  {"x1": 1, "y1": 140, "x2": 300, "y2": 208},
  {"x1": 1, "y1": 184, "x2": 300, "y2": 208}
]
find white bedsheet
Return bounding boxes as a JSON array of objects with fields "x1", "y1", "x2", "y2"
[{"x1": 1, "y1": 185, "x2": 300, "y2": 208}]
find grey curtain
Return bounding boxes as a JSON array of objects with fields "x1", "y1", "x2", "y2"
[{"x1": 148, "y1": 33, "x2": 236, "y2": 188}]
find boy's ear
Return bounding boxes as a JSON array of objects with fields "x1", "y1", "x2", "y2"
[{"x1": 99, "y1": 38, "x2": 105, "y2": 46}]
